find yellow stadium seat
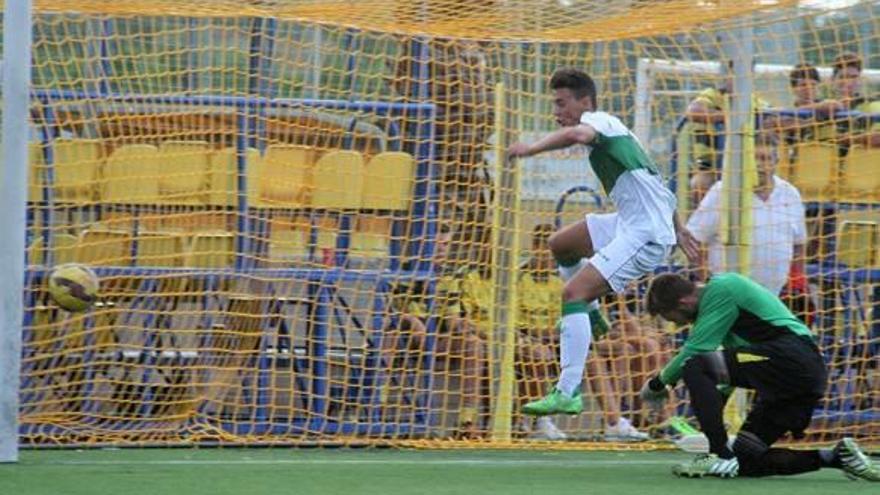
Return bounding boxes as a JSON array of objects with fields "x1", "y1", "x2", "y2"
[
  {"x1": 53, "y1": 139, "x2": 102, "y2": 204},
  {"x1": 136, "y1": 231, "x2": 187, "y2": 267},
  {"x1": 103, "y1": 144, "x2": 161, "y2": 204},
  {"x1": 789, "y1": 141, "x2": 838, "y2": 202},
  {"x1": 27, "y1": 232, "x2": 78, "y2": 266},
  {"x1": 27, "y1": 142, "x2": 45, "y2": 203},
  {"x1": 75, "y1": 229, "x2": 133, "y2": 266},
  {"x1": 310, "y1": 150, "x2": 365, "y2": 210},
  {"x1": 776, "y1": 139, "x2": 794, "y2": 183},
  {"x1": 158, "y1": 141, "x2": 212, "y2": 205},
  {"x1": 841, "y1": 146, "x2": 880, "y2": 203},
  {"x1": 349, "y1": 216, "x2": 391, "y2": 259},
  {"x1": 361, "y1": 151, "x2": 415, "y2": 210},
  {"x1": 266, "y1": 216, "x2": 310, "y2": 266},
  {"x1": 185, "y1": 231, "x2": 235, "y2": 268},
  {"x1": 836, "y1": 220, "x2": 879, "y2": 268},
  {"x1": 209, "y1": 147, "x2": 260, "y2": 207},
  {"x1": 254, "y1": 144, "x2": 317, "y2": 208}
]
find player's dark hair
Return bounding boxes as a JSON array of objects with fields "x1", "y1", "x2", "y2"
[
  {"x1": 789, "y1": 63, "x2": 820, "y2": 87},
  {"x1": 832, "y1": 52, "x2": 862, "y2": 78},
  {"x1": 646, "y1": 273, "x2": 696, "y2": 316},
  {"x1": 550, "y1": 68, "x2": 597, "y2": 108}
]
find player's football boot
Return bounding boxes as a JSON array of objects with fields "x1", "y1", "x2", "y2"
[
  {"x1": 836, "y1": 438, "x2": 880, "y2": 481},
  {"x1": 672, "y1": 454, "x2": 739, "y2": 479},
  {"x1": 522, "y1": 389, "x2": 583, "y2": 416}
]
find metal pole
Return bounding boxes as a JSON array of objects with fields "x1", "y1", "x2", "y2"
[
  {"x1": 720, "y1": 25, "x2": 754, "y2": 275},
  {"x1": 1, "y1": 0, "x2": 33, "y2": 463}
]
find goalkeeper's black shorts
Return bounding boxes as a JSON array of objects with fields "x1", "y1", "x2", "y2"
[{"x1": 723, "y1": 333, "x2": 827, "y2": 442}]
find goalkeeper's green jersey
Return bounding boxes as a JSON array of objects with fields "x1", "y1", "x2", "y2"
[{"x1": 659, "y1": 272, "x2": 813, "y2": 386}]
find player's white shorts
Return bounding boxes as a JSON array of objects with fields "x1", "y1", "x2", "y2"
[{"x1": 585, "y1": 212, "x2": 672, "y2": 293}]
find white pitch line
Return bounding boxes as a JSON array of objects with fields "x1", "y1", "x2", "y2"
[{"x1": 43, "y1": 458, "x2": 675, "y2": 467}]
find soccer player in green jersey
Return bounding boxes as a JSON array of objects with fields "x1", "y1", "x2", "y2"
[
  {"x1": 641, "y1": 272, "x2": 879, "y2": 481},
  {"x1": 506, "y1": 68, "x2": 699, "y2": 417}
]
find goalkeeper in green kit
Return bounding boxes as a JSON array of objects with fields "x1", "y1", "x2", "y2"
[{"x1": 641, "y1": 272, "x2": 879, "y2": 481}]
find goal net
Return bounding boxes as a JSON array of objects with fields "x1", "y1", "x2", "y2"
[{"x1": 7, "y1": 0, "x2": 879, "y2": 447}]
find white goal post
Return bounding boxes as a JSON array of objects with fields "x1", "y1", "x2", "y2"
[{"x1": 0, "y1": 0, "x2": 33, "y2": 464}]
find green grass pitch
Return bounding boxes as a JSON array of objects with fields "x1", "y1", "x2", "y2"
[{"x1": 2, "y1": 448, "x2": 878, "y2": 495}]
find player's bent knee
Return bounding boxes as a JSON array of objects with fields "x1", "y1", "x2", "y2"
[
  {"x1": 681, "y1": 351, "x2": 730, "y2": 384},
  {"x1": 732, "y1": 431, "x2": 769, "y2": 463}
]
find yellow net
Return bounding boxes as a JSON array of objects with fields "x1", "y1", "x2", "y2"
[{"x1": 14, "y1": 0, "x2": 880, "y2": 447}]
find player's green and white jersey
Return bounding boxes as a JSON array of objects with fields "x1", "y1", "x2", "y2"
[
  {"x1": 659, "y1": 272, "x2": 814, "y2": 386},
  {"x1": 580, "y1": 111, "x2": 677, "y2": 244},
  {"x1": 580, "y1": 111, "x2": 659, "y2": 192}
]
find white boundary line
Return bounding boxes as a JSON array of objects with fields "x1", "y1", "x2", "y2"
[{"x1": 42, "y1": 459, "x2": 676, "y2": 467}]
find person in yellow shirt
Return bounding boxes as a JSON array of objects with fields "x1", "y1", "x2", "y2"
[
  {"x1": 685, "y1": 60, "x2": 772, "y2": 206},
  {"x1": 383, "y1": 226, "x2": 487, "y2": 439}
]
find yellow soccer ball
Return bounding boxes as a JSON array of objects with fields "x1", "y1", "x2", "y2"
[{"x1": 47, "y1": 263, "x2": 99, "y2": 312}]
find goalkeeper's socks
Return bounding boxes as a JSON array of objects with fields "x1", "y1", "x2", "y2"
[{"x1": 557, "y1": 300, "x2": 592, "y2": 396}]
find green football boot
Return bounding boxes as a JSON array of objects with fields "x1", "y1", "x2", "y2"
[
  {"x1": 837, "y1": 438, "x2": 880, "y2": 481},
  {"x1": 522, "y1": 389, "x2": 583, "y2": 416},
  {"x1": 672, "y1": 454, "x2": 739, "y2": 479}
]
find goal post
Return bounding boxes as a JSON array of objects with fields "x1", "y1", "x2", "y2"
[{"x1": 0, "y1": 0, "x2": 33, "y2": 463}]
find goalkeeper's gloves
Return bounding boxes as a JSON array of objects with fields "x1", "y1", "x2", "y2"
[{"x1": 639, "y1": 375, "x2": 669, "y2": 411}]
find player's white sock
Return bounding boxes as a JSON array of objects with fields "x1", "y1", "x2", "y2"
[
  {"x1": 557, "y1": 258, "x2": 588, "y2": 281},
  {"x1": 557, "y1": 300, "x2": 592, "y2": 396}
]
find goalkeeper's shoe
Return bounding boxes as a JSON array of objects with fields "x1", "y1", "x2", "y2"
[
  {"x1": 836, "y1": 437, "x2": 880, "y2": 481},
  {"x1": 522, "y1": 389, "x2": 583, "y2": 416},
  {"x1": 672, "y1": 454, "x2": 739, "y2": 479}
]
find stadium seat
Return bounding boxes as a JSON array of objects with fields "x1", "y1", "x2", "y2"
[
  {"x1": 209, "y1": 146, "x2": 260, "y2": 207},
  {"x1": 135, "y1": 231, "x2": 187, "y2": 267},
  {"x1": 53, "y1": 139, "x2": 103, "y2": 204},
  {"x1": 266, "y1": 216, "x2": 311, "y2": 266},
  {"x1": 836, "y1": 220, "x2": 879, "y2": 268},
  {"x1": 102, "y1": 144, "x2": 161, "y2": 204},
  {"x1": 75, "y1": 228, "x2": 133, "y2": 266},
  {"x1": 27, "y1": 142, "x2": 45, "y2": 203},
  {"x1": 776, "y1": 139, "x2": 794, "y2": 183},
  {"x1": 349, "y1": 215, "x2": 391, "y2": 261},
  {"x1": 158, "y1": 141, "x2": 212, "y2": 205},
  {"x1": 254, "y1": 144, "x2": 317, "y2": 208},
  {"x1": 185, "y1": 231, "x2": 235, "y2": 268},
  {"x1": 840, "y1": 146, "x2": 880, "y2": 204},
  {"x1": 310, "y1": 150, "x2": 365, "y2": 210},
  {"x1": 361, "y1": 151, "x2": 415, "y2": 210},
  {"x1": 789, "y1": 141, "x2": 838, "y2": 202}
]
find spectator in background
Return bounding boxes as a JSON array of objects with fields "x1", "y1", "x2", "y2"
[
  {"x1": 383, "y1": 226, "x2": 487, "y2": 439},
  {"x1": 685, "y1": 60, "x2": 772, "y2": 207},
  {"x1": 686, "y1": 132, "x2": 808, "y2": 306},
  {"x1": 823, "y1": 52, "x2": 880, "y2": 148},
  {"x1": 513, "y1": 225, "x2": 658, "y2": 441},
  {"x1": 587, "y1": 293, "x2": 666, "y2": 442},
  {"x1": 784, "y1": 63, "x2": 844, "y2": 143},
  {"x1": 514, "y1": 224, "x2": 567, "y2": 440}
]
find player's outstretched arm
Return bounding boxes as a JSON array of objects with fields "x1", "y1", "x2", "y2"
[
  {"x1": 507, "y1": 124, "x2": 596, "y2": 158},
  {"x1": 673, "y1": 211, "x2": 701, "y2": 265}
]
